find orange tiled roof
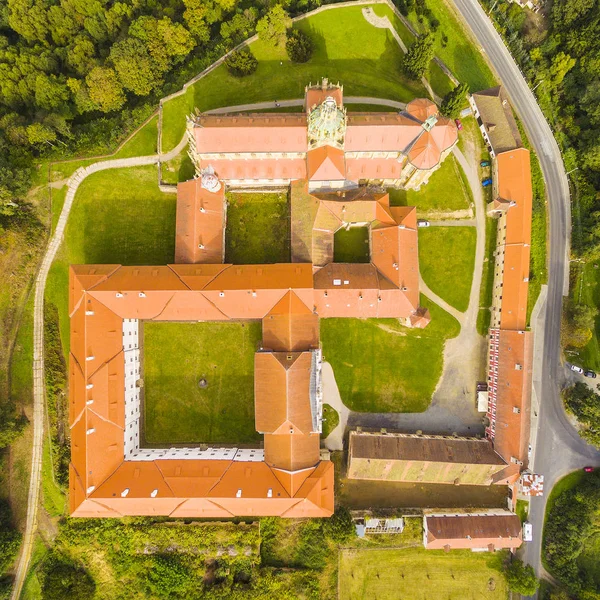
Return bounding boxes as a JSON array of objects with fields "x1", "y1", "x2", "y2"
[
  {"x1": 425, "y1": 513, "x2": 523, "y2": 550},
  {"x1": 175, "y1": 179, "x2": 225, "y2": 264},
  {"x1": 307, "y1": 145, "x2": 346, "y2": 181},
  {"x1": 69, "y1": 264, "x2": 334, "y2": 518}
]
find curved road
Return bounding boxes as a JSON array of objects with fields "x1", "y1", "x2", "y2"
[{"x1": 450, "y1": 0, "x2": 600, "y2": 584}]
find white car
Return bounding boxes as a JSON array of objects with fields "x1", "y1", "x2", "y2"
[
  {"x1": 523, "y1": 522, "x2": 533, "y2": 542},
  {"x1": 571, "y1": 364, "x2": 584, "y2": 374},
  {"x1": 418, "y1": 220, "x2": 431, "y2": 228}
]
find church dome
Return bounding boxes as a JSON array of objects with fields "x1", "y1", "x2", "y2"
[{"x1": 308, "y1": 96, "x2": 346, "y2": 148}]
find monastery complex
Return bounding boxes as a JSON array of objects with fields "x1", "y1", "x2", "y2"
[{"x1": 68, "y1": 81, "x2": 534, "y2": 529}]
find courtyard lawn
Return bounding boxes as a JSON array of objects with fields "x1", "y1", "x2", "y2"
[
  {"x1": 389, "y1": 155, "x2": 472, "y2": 215},
  {"x1": 321, "y1": 404, "x2": 340, "y2": 438},
  {"x1": 333, "y1": 227, "x2": 370, "y2": 263},
  {"x1": 338, "y1": 547, "x2": 507, "y2": 600},
  {"x1": 143, "y1": 321, "x2": 262, "y2": 445},
  {"x1": 45, "y1": 166, "x2": 176, "y2": 353},
  {"x1": 321, "y1": 296, "x2": 460, "y2": 413},
  {"x1": 419, "y1": 226, "x2": 476, "y2": 313},
  {"x1": 407, "y1": 1, "x2": 497, "y2": 91},
  {"x1": 161, "y1": 6, "x2": 428, "y2": 152},
  {"x1": 225, "y1": 192, "x2": 290, "y2": 264}
]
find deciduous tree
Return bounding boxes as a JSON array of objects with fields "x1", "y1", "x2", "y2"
[
  {"x1": 256, "y1": 5, "x2": 291, "y2": 48},
  {"x1": 85, "y1": 66, "x2": 125, "y2": 112},
  {"x1": 505, "y1": 559, "x2": 539, "y2": 596}
]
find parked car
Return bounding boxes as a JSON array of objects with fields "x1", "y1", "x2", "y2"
[
  {"x1": 476, "y1": 382, "x2": 488, "y2": 392},
  {"x1": 417, "y1": 220, "x2": 430, "y2": 228},
  {"x1": 523, "y1": 522, "x2": 533, "y2": 542},
  {"x1": 482, "y1": 178, "x2": 493, "y2": 187},
  {"x1": 480, "y1": 160, "x2": 490, "y2": 167},
  {"x1": 571, "y1": 364, "x2": 584, "y2": 374},
  {"x1": 584, "y1": 466, "x2": 594, "y2": 473},
  {"x1": 584, "y1": 370, "x2": 597, "y2": 378},
  {"x1": 455, "y1": 119, "x2": 463, "y2": 130}
]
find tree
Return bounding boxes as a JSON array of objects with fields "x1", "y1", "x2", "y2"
[
  {"x1": 66, "y1": 35, "x2": 97, "y2": 76},
  {"x1": 256, "y1": 5, "x2": 291, "y2": 48},
  {"x1": 548, "y1": 52, "x2": 576, "y2": 89},
  {"x1": 562, "y1": 299, "x2": 597, "y2": 347},
  {"x1": 220, "y1": 9, "x2": 258, "y2": 45},
  {"x1": 440, "y1": 83, "x2": 469, "y2": 119},
  {"x1": 224, "y1": 48, "x2": 258, "y2": 77},
  {"x1": 563, "y1": 382, "x2": 600, "y2": 448},
  {"x1": 85, "y1": 66, "x2": 125, "y2": 112},
  {"x1": 286, "y1": 28, "x2": 313, "y2": 63},
  {"x1": 505, "y1": 559, "x2": 539, "y2": 596},
  {"x1": 402, "y1": 32, "x2": 435, "y2": 79},
  {"x1": 34, "y1": 73, "x2": 70, "y2": 111},
  {"x1": 109, "y1": 38, "x2": 159, "y2": 96},
  {"x1": 553, "y1": 0, "x2": 595, "y2": 28},
  {"x1": 26, "y1": 122, "x2": 56, "y2": 146}
]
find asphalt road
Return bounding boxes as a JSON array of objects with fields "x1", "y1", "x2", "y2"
[{"x1": 450, "y1": 0, "x2": 600, "y2": 585}]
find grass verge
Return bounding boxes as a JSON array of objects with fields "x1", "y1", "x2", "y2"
[
  {"x1": 477, "y1": 217, "x2": 498, "y2": 335},
  {"x1": 322, "y1": 404, "x2": 340, "y2": 438}
]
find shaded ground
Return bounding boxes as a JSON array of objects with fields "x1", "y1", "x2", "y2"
[
  {"x1": 339, "y1": 547, "x2": 507, "y2": 600},
  {"x1": 321, "y1": 297, "x2": 460, "y2": 413},
  {"x1": 333, "y1": 227, "x2": 370, "y2": 263},
  {"x1": 338, "y1": 477, "x2": 508, "y2": 510},
  {"x1": 225, "y1": 192, "x2": 290, "y2": 264},
  {"x1": 143, "y1": 321, "x2": 262, "y2": 445}
]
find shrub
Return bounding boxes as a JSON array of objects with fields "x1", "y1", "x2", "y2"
[
  {"x1": 323, "y1": 506, "x2": 354, "y2": 544},
  {"x1": 41, "y1": 554, "x2": 95, "y2": 600},
  {"x1": 225, "y1": 48, "x2": 258, "y2": 78},
  {"x1": 286, "y1": 29, "x2": 313, "y2": 63}
]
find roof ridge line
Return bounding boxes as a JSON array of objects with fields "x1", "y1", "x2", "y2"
[
  {"x1": 87, "y1": 264, "x2": 122, "y2": 291},
  {"x1": 84, "y1": 348, "x2": 124, "y2": 381},
  {"x1": 86, "y1": 406, "x2": 125, "y2": 431}
]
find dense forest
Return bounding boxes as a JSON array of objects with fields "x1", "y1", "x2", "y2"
[{"x1": 0, "y1": 0, "x2": 319, "y2": 217}]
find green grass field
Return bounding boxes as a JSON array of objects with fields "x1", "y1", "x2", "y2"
[
  {"x1": 389, "y1": 155, "x2": 472, "y2": 214},
  {"x1": 45, "y1": 166, "x2": 176, "y2": 354},
  {"x1": 112, "y1": 115, "x2": 158, "y2": 159},
  {"x1": 161, "y1": 6, "x2": 428, "y2": 152},
  {"x1": 322, "y1": 404, "x2": 340, "y2": 438},
  {"x1": 419, "y1": 226, "x2": 476, "y2": 312},
  {"x1": 339, "y1": 547, "x2": 507, "y2": 600},
  {"x1": 143, "y1": 321, "x2": 262, "y2": 445},
  {"x1": 407, "y1": 0, "x2": 497, "y2": 91},
  {"x1": 225, "y1": 192, "x2": 290, "y2": 264},
  {"x1": 321, "y1": 296, "x2": 460, "y2": 412},
  {"x1": 334, "y1": 227, "x2": 370, "y2": 263}
]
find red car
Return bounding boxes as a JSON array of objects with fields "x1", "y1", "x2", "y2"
[
  {"x1": 455, "y1": 119, "x2": 463, "y2": 130},
  {"x1": 584, "y1": 466, "x2": 594, "y2": 473}
]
